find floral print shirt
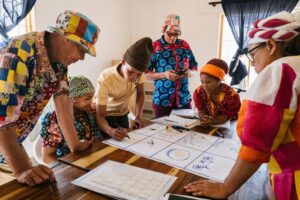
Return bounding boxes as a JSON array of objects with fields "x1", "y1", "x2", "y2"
[
  {"x1": 193, "y1": 83, "x2": 241, "y2": 119},
  {"x1": 40, "y1": 108, "x2": 101, "y2": 157}
]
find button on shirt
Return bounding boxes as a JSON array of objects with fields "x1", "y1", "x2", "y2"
[
  {"x1": 0, "y1": 32, "x2": 68, "y2": 143},
  {"x1": 147, "y1": 36, "x2": 198, "y2": 107}
]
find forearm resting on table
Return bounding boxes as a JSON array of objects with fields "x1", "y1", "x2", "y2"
[
  {"x1": 223, "y1": 157, "x2": 261, "y2": 196},
  {"x1": 54, "y1": 95, "x2": 82, "y2": 152},
  {"x1": 0, "y1": 127, "x2": 32, "y2": 176},
  {"x1": 42, "y1": 147, "x2": 58, "y2": 164},
  {"x1": 212, "y1": 115, "x2": 228, "y2": 124}
]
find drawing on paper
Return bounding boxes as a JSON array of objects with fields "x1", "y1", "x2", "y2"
[
  {"x1": 192, "y1": 155, "x2": 214, "y2": 170},
  {"x1": 157, "y1": 130, "x2": 180, "y2": 140},
  {"x1": 215, "y1": 139, "x2": 239, "y2": 152},
  {"x1": 166, "y1": 149, "x2": 190, "y2": 161},
  {"x1": 180, "y1": 133, "x2": 212, "y2": 146}
]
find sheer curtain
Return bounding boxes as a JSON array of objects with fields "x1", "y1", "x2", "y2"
[
  {"x1": 0, "y1": 0, "x2": 36, "y2": 39},
  {"x1": 222, "y1": 0, "x2": 298, "y2": 87}
]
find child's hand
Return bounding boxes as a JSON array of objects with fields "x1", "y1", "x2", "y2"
[
  {"x1": 75, "y1": 140, "x2": 92, "y2": 151},
  {"x1": 111, "y1": 128, "x2": 128, "y2": 141}
]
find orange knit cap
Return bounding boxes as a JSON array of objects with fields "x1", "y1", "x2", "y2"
[{"x1": 200, "y1": 64, "x2": 225, "y2": 80}]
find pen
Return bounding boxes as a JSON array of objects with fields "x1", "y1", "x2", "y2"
[
  {"x1": 118, "y1": 125, "x2": 130, "y2": 139},
  {"x1": 171, "y1": 125, "x2": 190, "y2": 131},
  {"x1": 48, "y1": 182, "x2": 53, "y2": 192}
]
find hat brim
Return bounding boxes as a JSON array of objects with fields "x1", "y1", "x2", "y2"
[{"x1": 48, "y1": 26, "x2": 96, "y2": 57}]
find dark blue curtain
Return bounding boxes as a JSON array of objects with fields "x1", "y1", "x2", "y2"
[
  {"x1": 0, "y1": 0, "x2": 36, "y2": 39},
  {"x1": 222, "y1": 0, "x2": 298, "y2": 86}
]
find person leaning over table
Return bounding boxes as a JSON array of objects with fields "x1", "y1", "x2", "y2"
[
  {"x1": 0, "y1": 10, "x2": 100, "y2": 186},
  {"x1": 193, "y1": 58, "x2": 241, "y2": 128},
  {"x1": 94, "y1": 37, "x2": 154, "y2": 141},
  {"x1": 145, "y1": 14, "x2": 198, "y2": 118},
  {"x1": 41, "y1": 75, "x2": 102, "y2": 164},
  {"x1": 185, "y1": 11, "x2": 300, "y2": 200}
]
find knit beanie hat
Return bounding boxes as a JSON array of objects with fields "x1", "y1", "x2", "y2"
[
  {"x1": 123, "y1": 37, "x2": 154, "y2": 72},
  {"x1": 69, "y1": 75, "x2": 95, "y2": 99}
]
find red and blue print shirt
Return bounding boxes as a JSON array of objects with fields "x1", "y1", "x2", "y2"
[{"x1": 147, "y1": 36, "x2": 198, "y2": 107}]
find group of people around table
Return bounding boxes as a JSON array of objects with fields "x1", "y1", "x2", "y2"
[{"x1": 0, "y1": 9, "x2": 299, "y2": 200}]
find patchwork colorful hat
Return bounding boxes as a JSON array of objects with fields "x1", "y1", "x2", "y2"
[
  {"x1": 162, "y1": 14, "x2": 181, "y2": 33},
  {"x1": 48, "y1": 10, "x2": 100, "y2": 56}
]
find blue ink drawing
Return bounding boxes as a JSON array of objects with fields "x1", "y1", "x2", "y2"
[{"x1": 192, "y1": 155, "x2": 214, "y2": 170}]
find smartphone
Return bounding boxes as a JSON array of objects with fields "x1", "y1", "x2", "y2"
[
  {"x1": 176, "y1": 70, "x2": 187, "y2": 75},
  {"x1": 164, "y1": 193, "x2": 210, "y2": 200}
]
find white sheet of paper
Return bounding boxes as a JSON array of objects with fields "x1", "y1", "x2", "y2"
[
  {"x1": 170, "y1": 109, "x2": 199, "y2": 119},
  {"x1": 72, "y1": 160, "x2": 177, "y2": 200},
  {"x1": 152, "y1": 129, "x2": 190, "y2": 143},
  {"x1": 211, "y1": 120, "x2": 231, "y2": 129},
  {"x1": 133, "y1": 123, "x2": 166, "y2": 136},
  {"x1": 176, "y1": 132, "x2": 220, "y2": 151},
  {"x1": 103, "y1": 132, "x2": 147, "y2": 148},
  {"x1": 206, "y1": 138, "x2": 241, "y2": 160},
  {"x1": 127, "y1": 137, "x2": 172, "y2": 157},
  {"x1": 153, "y1": 143, "x2": 203, "y2": 168},
  {"x1": 103, "y1": 123, "x2": 239, "y2": 182},
  {"x1": 151, "y1": 115, "x2": 199, "y2": 129},
  {"x1": 186, "y1": 153, "x2": 235, "y2": 182}
]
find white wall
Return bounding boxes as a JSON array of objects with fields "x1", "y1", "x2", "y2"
[
  {"x1": 34, "y1": 0, "x2": 223, "y2": 91},
  {"x1": 34, "y1": 0, "x2": 132, "y2": 84},
  {"x1": 130, "y1": 0, "x2": 223, "y2": 94}
]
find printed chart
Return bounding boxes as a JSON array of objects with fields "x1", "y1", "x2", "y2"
[
  {"x1": 104, "y1": 123, "x2": 240, "y2": 182},
  {"x1": 72, "y1": 160, "x2": 177, "y2": 200}
]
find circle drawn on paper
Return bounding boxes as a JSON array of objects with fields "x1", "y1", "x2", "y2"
[{"x1": 166, "y1": 149, "x2": 190, "y2": 161}]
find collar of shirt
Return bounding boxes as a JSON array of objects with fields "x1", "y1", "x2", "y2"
[
  {"x1": 160, "y1": 35, "x2": 180, "y2": 47},
  {"x1": 35, "y1": 31, "x2": 58, "y2": 82}
]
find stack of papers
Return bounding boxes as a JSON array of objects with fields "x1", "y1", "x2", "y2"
[
  {"x1": 170, "y1": 109, "x2": 199, "y2": 119},
  {"x1": 72, "y1": 160, "x2": 177, "y2": 200},
  {"x1": 151, "y1": 115, "x2": 200, "y2": 129}
]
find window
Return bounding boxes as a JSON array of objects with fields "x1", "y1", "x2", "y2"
[
  {"x1": 0, "y1": 10, "x2": 34, "y2": 41},
  {"x1": 218, "y1": 14, "x2": 256, "y2": 89}
]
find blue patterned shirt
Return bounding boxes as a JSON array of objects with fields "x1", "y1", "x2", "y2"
[{"x1": 147, "y1": 36, "x2": 198, "y2": 107}]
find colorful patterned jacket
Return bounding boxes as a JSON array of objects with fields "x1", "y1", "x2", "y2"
[
  {"x1": 237, "y1": 56, "x2": 300, "y2": 200},
  {"x1": 0, "y1": 32, "x2": 68, "y2": 143}
]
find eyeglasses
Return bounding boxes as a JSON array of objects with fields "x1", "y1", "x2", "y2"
[
  {"x1": 246, "y1": 43, "x2": 265, "y2": 62},
  {"x1": 166, "y1": 31, "x2": 181, "y2": 37}
]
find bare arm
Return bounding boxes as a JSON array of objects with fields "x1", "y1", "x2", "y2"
[
  {"x1": 0, "y1": 127, "x2": 55, "y2": 186},
  {"x1": 96, "y1": 105, "x2": 127, "y2": 140},
  {"x1": 42, "y1": 147, "x2": 57, "y2": 164},
  {"x1": 135, "y1": 83, "x2": 145, "y2": 123},
  {"x1": 145, "y1": 70, "x2": 181, "y2": 81},
  {"x1": 54, "y1": 94, "x2": 91, "y2": 152},
  {"x1": 185, "y1": 158, "x2": 260, "y2": 199}
]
